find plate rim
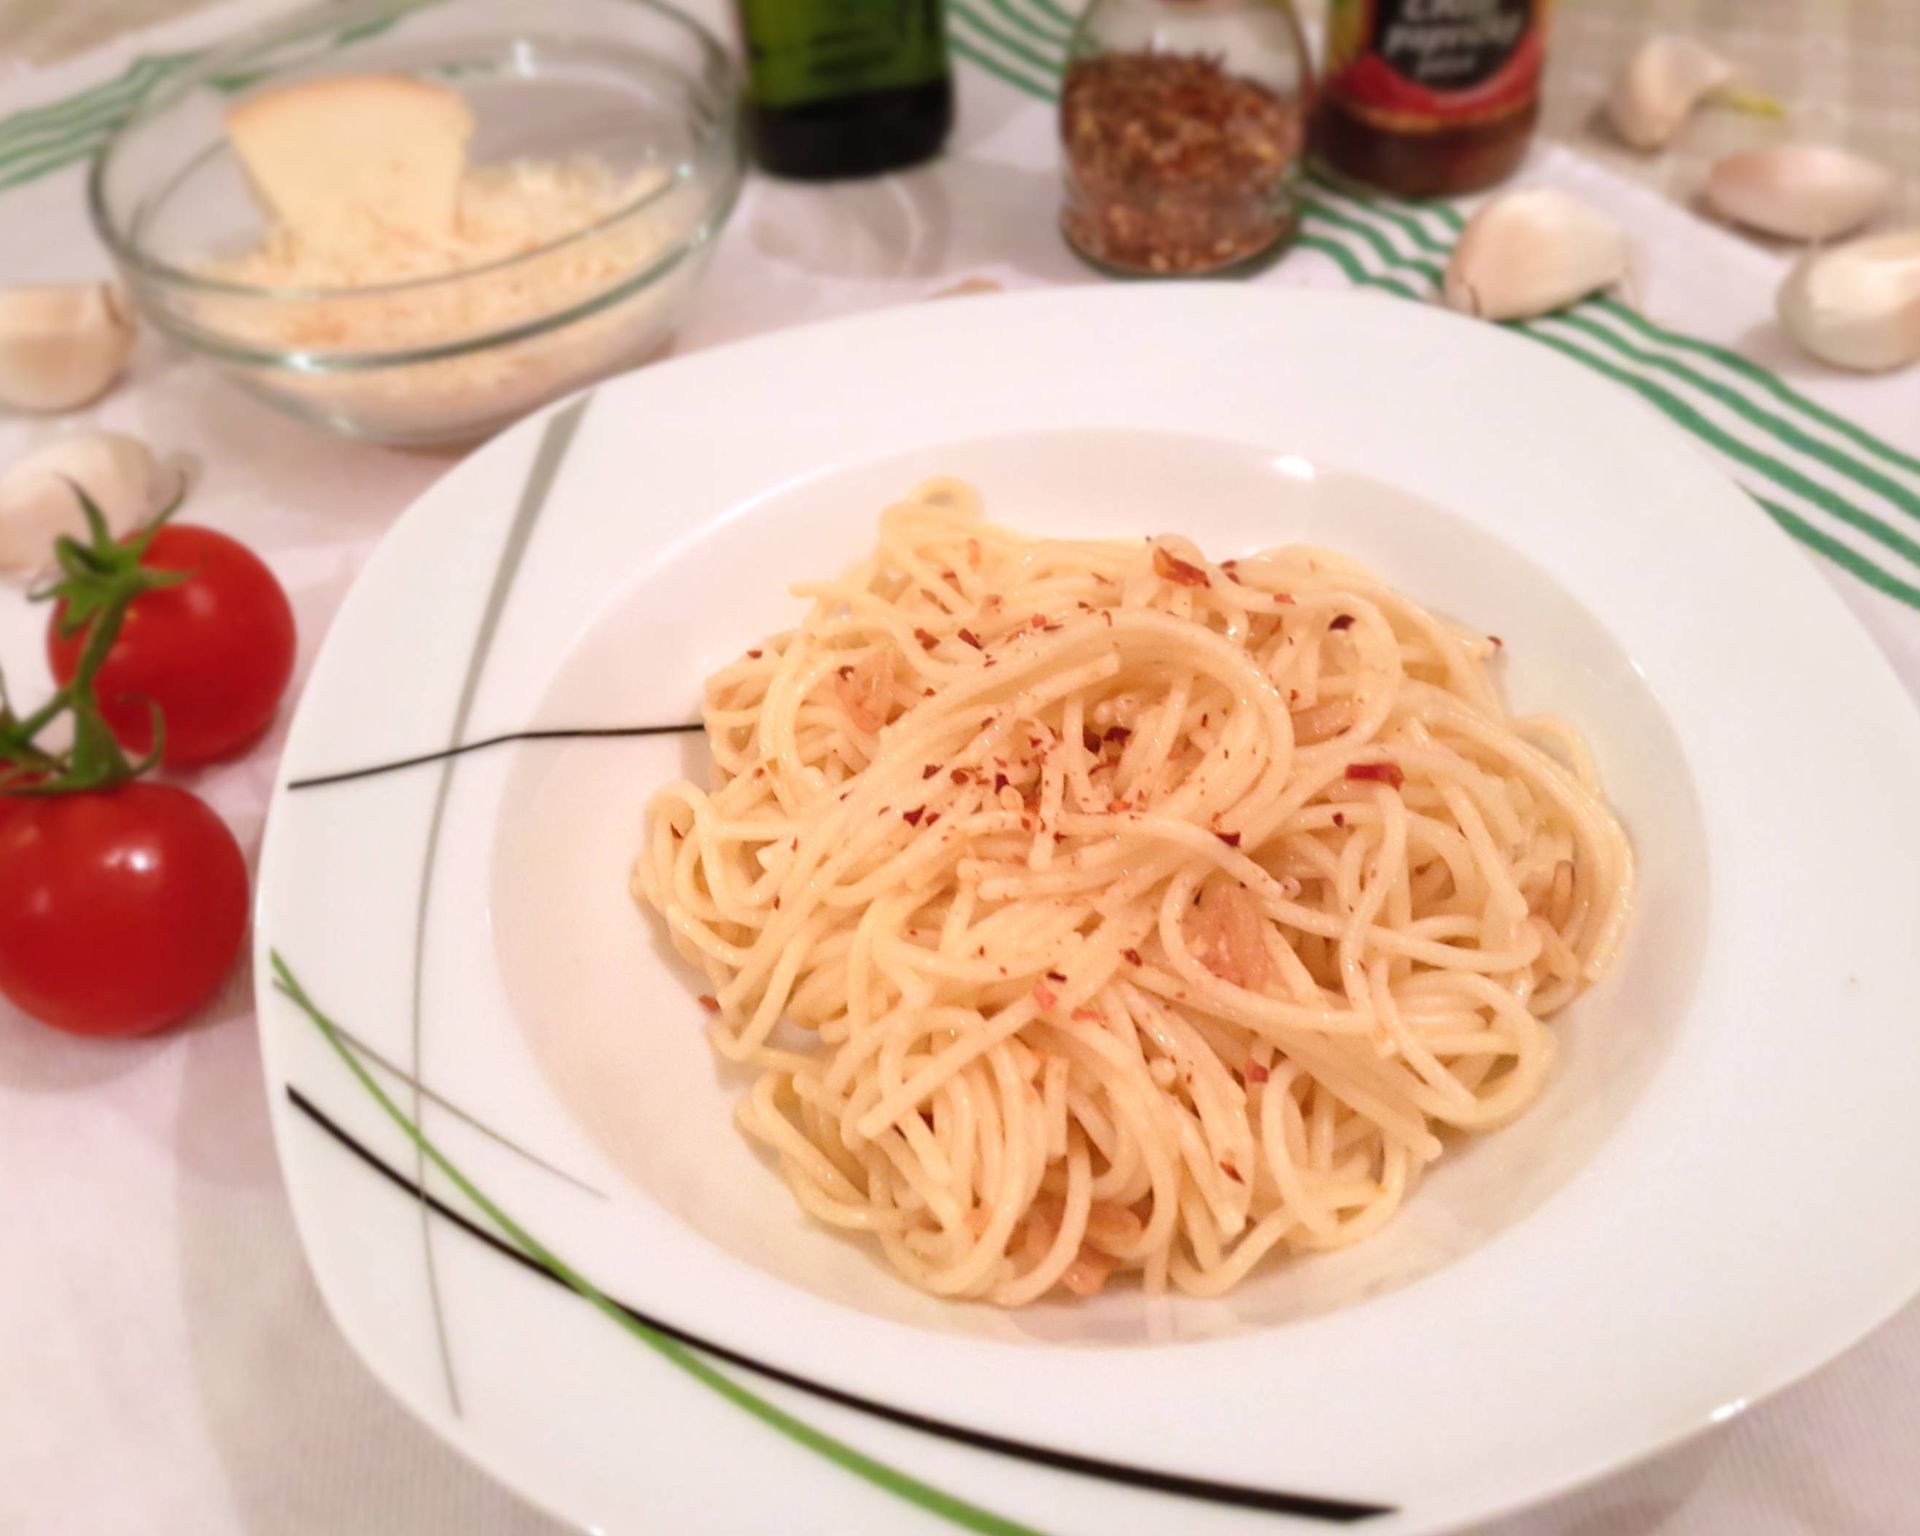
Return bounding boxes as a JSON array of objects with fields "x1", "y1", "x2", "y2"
[{"x1": 254, "y1": 283, "x2": 1920, "y2": 1536}]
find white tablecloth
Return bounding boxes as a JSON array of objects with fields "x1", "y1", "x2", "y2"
[{"x1": 3, "y1": 2, "x2": 1918, "y2": 1532}]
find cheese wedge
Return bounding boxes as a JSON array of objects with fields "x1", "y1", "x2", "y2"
[{"x1": 225, "y1": 74, "x2": 473, "y2": 249}]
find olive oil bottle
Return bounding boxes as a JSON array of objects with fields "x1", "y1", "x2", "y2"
[{"x1": 735, "y1": 1, "x2": 953, "y2": 179}]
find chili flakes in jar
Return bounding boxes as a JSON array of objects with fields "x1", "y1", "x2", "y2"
[{"x1": 1060, "y1": 50, "x2": 1306, "y2": 277}]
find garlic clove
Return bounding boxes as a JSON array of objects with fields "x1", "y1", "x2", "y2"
[
  {"x1": 0, "y1": 283, "x2": 138, "y2": 413},
  {"x1": 1777, "y1": 231, "x2": 1920, "y2": 372},
  {"x1": 1606, "y1": 36, "x2": 1776, "y2": 151},
  {"x1": 0, "y1": 432, "x2": 160, "y2": 575},
  {"x1": 1706, "y1": 145, "x2": 1895, "y2": 243},
  {"x1": 1442, "y1": 189, "x2": 1631, "y2": 323}
]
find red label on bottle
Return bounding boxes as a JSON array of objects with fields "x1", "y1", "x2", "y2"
[{"x1": 1325, "y1": 0, "x2": 1547, "y2": 129}]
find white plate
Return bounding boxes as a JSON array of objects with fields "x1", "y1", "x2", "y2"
[{"x1": 255, "y1": 286, "x2": 1920, "y2": 1536}]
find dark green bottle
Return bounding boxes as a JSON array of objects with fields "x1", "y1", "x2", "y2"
[{"x1": 735, "y1": 0, "x2": 953, "y2": 179}]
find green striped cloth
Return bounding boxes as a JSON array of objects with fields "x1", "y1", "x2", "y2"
[{"x1": 6, "y1": 0, "x2": 1919, "y2": 620}]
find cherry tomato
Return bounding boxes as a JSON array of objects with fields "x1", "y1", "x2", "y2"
[
  {"x1": 0, "y1": 784, "x2": 248, "y2": 1037},
  {"x1": 46, "y1": 525, "x2": 296, "y2": 767}
]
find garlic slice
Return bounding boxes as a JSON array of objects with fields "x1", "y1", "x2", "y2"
[
  {"x1": 1443, "y1": 189, "x2": 1631, "y2": 323},
  {"x1": 0, "y1": 432, "x2": 160, "y2": 575},
  {"x1": 1777, "y1": 232, "x2": 1920, "y2": 373},
  {"x1": 0, "y1": 283, "x2": 137, "y2": 413},
  {"x1": 1606, "y1": 36, "x2": 1777, "y2": 151},
  {"x1": 1706, "y1": 146, "x2": 1895, "y2": 243}
]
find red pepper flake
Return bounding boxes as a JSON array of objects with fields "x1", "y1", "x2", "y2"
[
  {"x1": 925, "y1": 813, "x2": 940, "y2": 826},
  {"x1": 940, "y1": 567, "x2": 957, "y2": 582},
  {"x1": 923, "y1": 763, "x2": 941, "y2": 779},
  {"x1": 1046, "y1": 970, "x2": 1067, "y2": 982},
  {"x1": 1346, "y1": 761, "x2": 1405, "y2": 789},
  {"x1": 1216, "y1": 830, "x2": 1242, "y2": 847},
  {"x1": 1102, "y1": 610, "x2": 1114, "y2": 627},
  {"x1": 1123, "y1": 948, "x2": 1143, "y2": 965},
  {"x1": 1103, "y1": 726, "x2": 1132, "y2": 745},
  {"x1": 1107, "y1": 799, "x2": 1132, "y2": 813},
  {"x1": 1245, "y1": 1062, "x2": 1270, "y2": 1084},
  {"x1": 923, "y1": 687, "x2": 936, "y2": 697},
  {"x1": 1071, "y1": 1007, "x2": 1103, "y2": 1022},
  {"x1": 1489, "y1": 634, "x2": 1504, "y2": 649},
  {"x1": 1030, "y1": 613, "x2": 1048, "y2": 630},
  {"x1": 697, "y1": 995, "x2": 720, "y2": 1014},
  {"x1": 1061, "y1": 51, "x2": 1304, "y2": 276},
  {"x1": 983, "y1": 658, "x2": 997, "y2": 668},
  {"x1": 1032, "y1": 983, "x2": 1059, "y2": 1011},
  {"x1": 1083, "y1": 728, "x2": 1103, "y2": 754},
  {"x1": 1274, "y1": 593, "x2": 1295, "y2": 605},
  {"x1": 957, "y1": 628, "x2": 984, "y2": 649},
  {"x1": 994, "y1": 772, "x2": 1011, "y2": 793},
  {"x1": 1220, "y1": 1160, "x2": 1244, "y2": 1184},
  {"x1": 747, "y1": 648, "x2": 763, "y2": 659},
  {"x1": 902, "y1": 807, "x2": 926, "y2": 826},
  {"x1": 1053, "y1": 831, "x2": 1066, "y2": 843},
  {"x1": 772, "y1": 896, "x2": 781, "y2": 910},
  {"x1": 1328, "y1": 614, "x2": 1355, "y2": 631},
  {"x1": 1222, "y1": 558, "x2": 1238, "y2": 571},
  {"x1": 1152, "y1": 546, "x2": 1210, "y2": 587},
  {"x1": 835, "y1": 664, "x2": 854, "y2": 679},
  {"x1": 1332, "y1": 812, "x2": 1345, "y2": 827},
  {"x1": 913, "y1": 627, "x2": 939, "y2": 651},
  {"x1": 790, "y1": 838, "x2": 799, "y2": 850},
  {"x1": 951, "y1": 768, "x2": 971, "y2": 784}
]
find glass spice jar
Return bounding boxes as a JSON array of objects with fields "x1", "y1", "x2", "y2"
[{"x1": 1060, "y1": 0, "x2": 1313, "y2": 278}]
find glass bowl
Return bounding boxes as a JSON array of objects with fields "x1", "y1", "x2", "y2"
[{"x1": 88, "y1": 0, "x2": 742, "y2": 446}]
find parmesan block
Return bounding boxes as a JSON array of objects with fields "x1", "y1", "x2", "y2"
[{"x1": 226, "y1": 74, "x2": 474, "y2": 249}]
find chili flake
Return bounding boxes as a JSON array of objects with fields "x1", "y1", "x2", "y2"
[{"x1": 1061, "y1": 50, "x2": 1304, "y2": 276}]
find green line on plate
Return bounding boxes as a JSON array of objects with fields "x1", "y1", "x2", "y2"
[
  {"x1": 271, "y1": 953, "x2": 1048, "y2": 1536},
  {"x1": 949, "y1": 1, "x2": 1068, "y2": 80}
]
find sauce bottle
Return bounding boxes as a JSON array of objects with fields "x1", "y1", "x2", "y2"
[
  {"x1": 734, "y1": 1, "x2": 953, "y2": 180},
  {"x1": 1314, "y1": 0, "x2": 1548, "y2": 198}
]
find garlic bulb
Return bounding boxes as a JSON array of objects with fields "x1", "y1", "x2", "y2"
[
  {"x1": 0, "y1": 432, "x2": 160, "y2": 575},
  {"x1": 1606, "y1": 36, "x2": 1774, "y2": 151},
  {"x1": 1443, "y1": 189, "x2": 1631, "y2": 323},
  {"x1": 1777, "y1": 232, "x2": 1920, "y2": 372},
  {"x1": 0, "y1": 283, "x2": 137, "y2": 413},
  {"x1": 1706, "y1": 146, "x2": 1895, "y2": 243}
]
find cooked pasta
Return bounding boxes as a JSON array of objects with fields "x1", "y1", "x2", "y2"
[{"x1": 633, "y1": 480, "x2": 1634, "y2": 1304}]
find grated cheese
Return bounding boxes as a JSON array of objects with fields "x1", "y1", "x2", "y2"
[{"x1": 194, "y1": 156, "x2": 700, "y2": 441}]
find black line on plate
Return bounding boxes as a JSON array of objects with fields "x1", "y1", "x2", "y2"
[
  {"x1": 287, "y1": 1085, "x2": 1395, "y2": 1525},
  {"x1": 325, "y1": 1021, "x2": 607, "y2": 1200},
  {"x1": 408, "y1": 391, "x2": 594, "y2": 1418},
  {"x1": 286, "y1": 722, "x2": 704, "y2": 791}
]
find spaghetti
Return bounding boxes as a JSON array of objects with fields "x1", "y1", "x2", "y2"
[{"x1": 634, "y1": 481, "x2": 1634, "y2": 1304}]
